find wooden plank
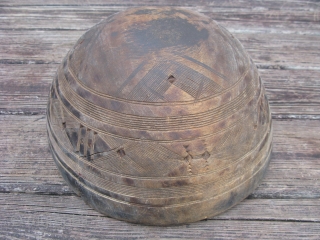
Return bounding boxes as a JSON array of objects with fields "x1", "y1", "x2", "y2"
[
  {"x1": 1, "y1": 64, "x2": 320, "y2": 116},
  {"x1": 1, "y1": 115, "x2": 319, "y2": 198},
  {"x1": 0, "y1": 64, "x2": 54, "y2": 115},
  {"x1": 0, "y1": 30, "x2": 82, "y2": 63},
  {"x1": 0, "y1": 0, "x2": 318, "y2": 9},
  {"x1": 1, "y1": 194, "x2": 320, "y2": 239},
  {"x1": 0, "y1": 0, "x2": 318, "y2": 21},
  {"x1": 0, "y1": 4, "x2": 319, "y2": 32},
  {"x1": 1, "y1": 0, "x2": 319, "y2": 9},
  {"x1": 2, "y1": 219, "x2": 320, "y2": 240},
  {"x1": 1, "y1": 30, "x2": 319, "y2": 68},
  {"x1": 1, "y1": 193, "x2": 320, "y2": 222}
]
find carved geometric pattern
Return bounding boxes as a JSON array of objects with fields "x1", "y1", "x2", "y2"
[
  {"x1": 123, "y1": 60, "x2": 224, "y2": 102},
  {"x1": 47, "y1": 7, "x2": 273, "y2": 225}
]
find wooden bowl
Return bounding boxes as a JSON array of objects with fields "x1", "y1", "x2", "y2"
[{"x1": 47, "y1": 7, "x2": 272, "y2": 225}]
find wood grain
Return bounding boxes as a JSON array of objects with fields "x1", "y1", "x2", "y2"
[
  {"x1": 2, "y1": 193, "x2": 319, "y2": 222},
  {"x1": 1, "y1": 29, "x2": 320, "y2": 68},
  {"x1": 1, "y1": 0, "x2": 319, "y2": 237},
  {"x1": 0, "y1": 2, "x2": 319, "y2": 32},
  {"x1": 2, "y1": 218, "x2": 320, "y2": 239},
  {"x1": 1, "y1": 194, "x2": 320, "y2": 239},
  {"x1": 1, "y1": 64, "x2": 320, "y2": 116},
  {"x1": 1, "y1": 115, "x2": 319, "y2": 199}
]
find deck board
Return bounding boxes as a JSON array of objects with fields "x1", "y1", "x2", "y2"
[
  {"x1": 1, "y1": 0, "x2": 319, "y2": 238},
  {"x1": 1, "y1": 194, "x2": 320, "y2": 239}
]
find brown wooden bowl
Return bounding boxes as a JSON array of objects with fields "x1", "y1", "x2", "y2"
[{"x1": 47, "y1": 7, "x2": 272, "y2": 226}]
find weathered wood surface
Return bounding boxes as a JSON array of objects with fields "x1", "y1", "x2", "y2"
[
  {"x1": 1, "y1": 194, "x2": 320, "y2": 239},
  {"x1": 1, "y1": 30, "x2": 319, "y2": 68},
  {"x1": 1, "y1": 115, "x2": 320, "y2": 198},
  {"x1": 0, "y1": 0, "x2": 319, "y2": 238},
  {"x1": 2, "y1": 64, "x2": 320, "y2": 116}
]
